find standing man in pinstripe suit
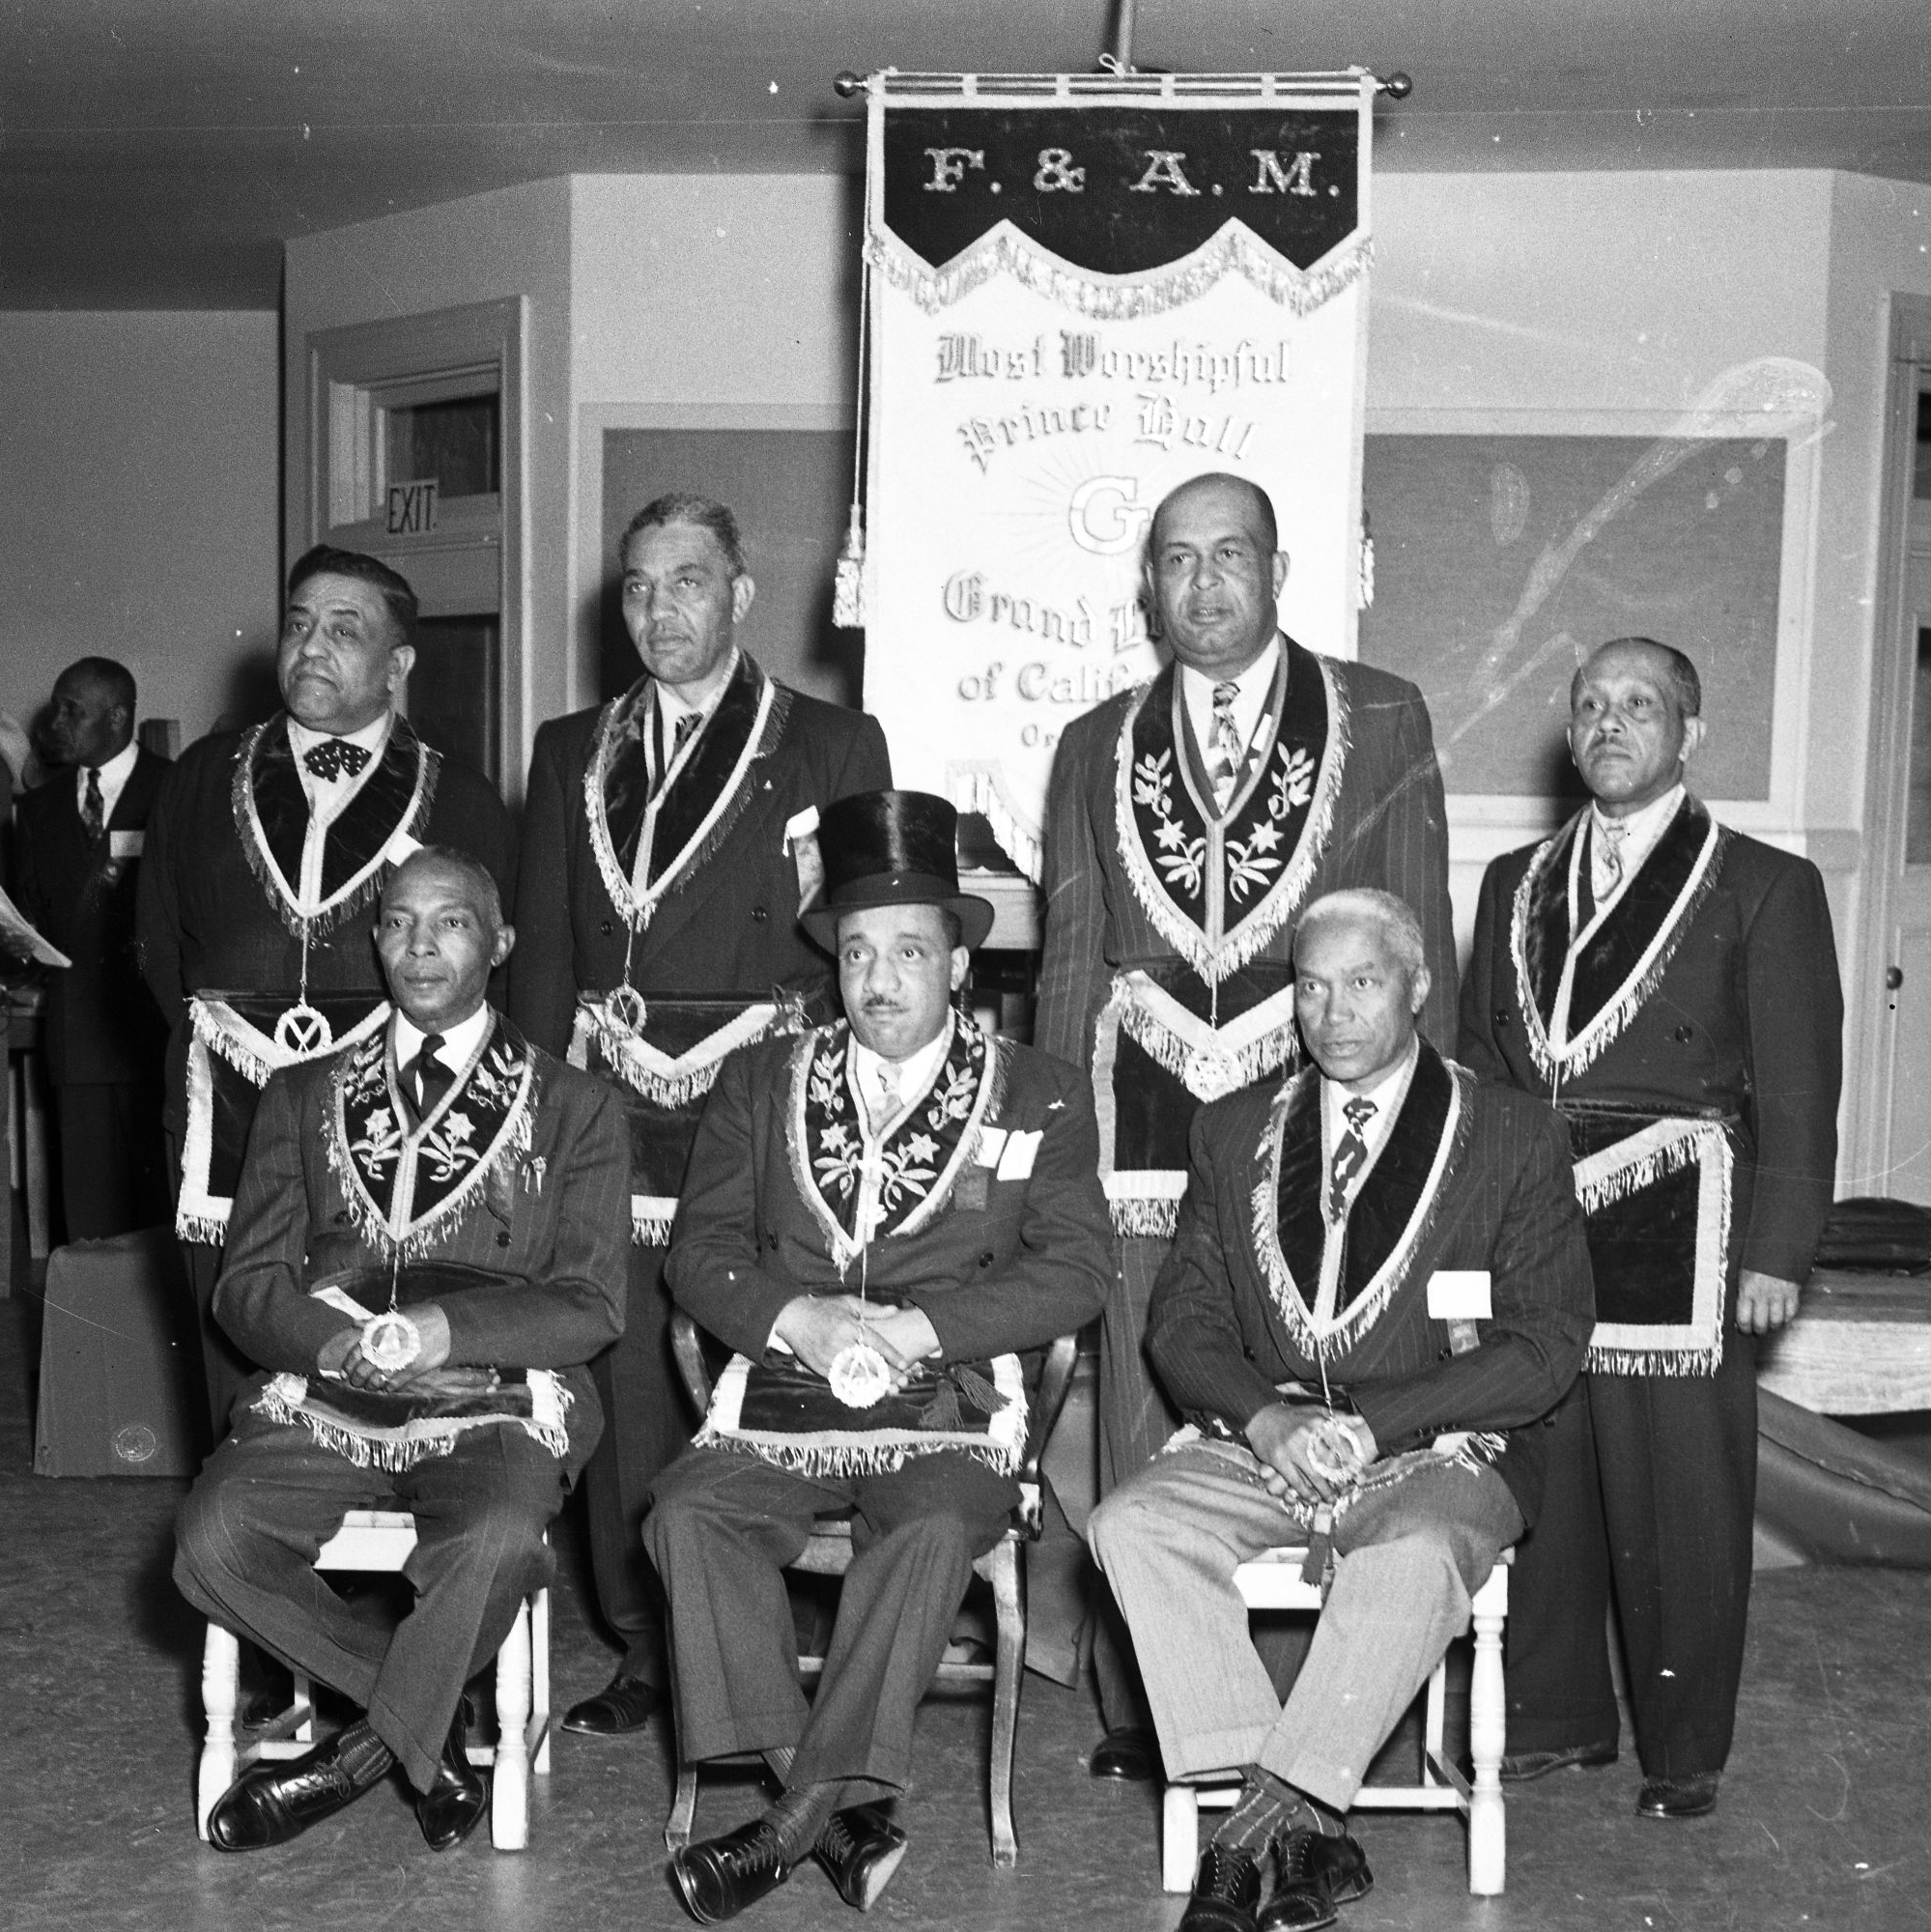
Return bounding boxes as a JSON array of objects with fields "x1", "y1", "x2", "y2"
[
  {"x1": 1090, "y1": 891, "x2": 1591, "y2": 1932},
  {"x1": 1034, "y1": 473, "x2": 1457, "y2": 1777}
]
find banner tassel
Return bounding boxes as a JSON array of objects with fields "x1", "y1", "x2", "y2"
[{"x1": 833, "y1": 502, "x2": 866, "y2": 630}]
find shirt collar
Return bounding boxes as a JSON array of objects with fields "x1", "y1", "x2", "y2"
[
  {"x1": 287, "y1": 711, "x2": 394, "y2": 756},
  {"x1": 1591, "y1": 781, "x2": 1685, "y2": 860},
  {"x1": 850, "y1": 1012, "x2": 955, "y2": 1118},
  {"x1": 656, "y1": 649, "x2": 740, "y2": 726},
  {"x1": 1178, "y1": 633, "x2": 1282, "y2": 709},
  {"x1": 393, "y1": 1003, "x2": 492, "y2": 1069},
  {"x1": 89, "y1": 739, "x2": 139, "y2": 786},
  {"x1": 1322, "y1": 1033, "x2": 1419, "y2": 1128}
]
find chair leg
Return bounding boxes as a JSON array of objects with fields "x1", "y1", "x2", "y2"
[
  {"x1": 986, "y1": 1539, "x2": 1023, "y2": 1870},
  {"x1": 1161, "y1": 1785, "x2": 1201, "y2": 1892},
  {"x1": 198, "y1": 1624, "x2": 241, "y2": 1841},
  {"x1": 1467, "y1": 1595, "x2": 1508, "y2": 1895},
  {"x1": 667, "y1": 1764, "x2": 699, "y2": 1854},
  {"x1": 530, "y1": 1585, "x2": 552, "y2": 1776},
  {"x1": 491, "y1": 1598, "x2": 533, "y2": 1852}
]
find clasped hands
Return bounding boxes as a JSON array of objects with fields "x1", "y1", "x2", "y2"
[
  {"x1": 1245, "y1": 1400, "x2": 1379, "y2": 1506},
  {"x1": 773, "y1": 1293, "x2": 942, "y2": 1395},
  {"x1": 316, "y1": 1302, "x2": 477, "y2": 1395}
]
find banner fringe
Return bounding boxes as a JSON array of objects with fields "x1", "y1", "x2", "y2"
[
  {"x1": 953, "y1": 769, "x2": 1043, "y2": 886},
  {"x1": 1584, "y1": 1345, "x2": 1722, "y2": 1378},
  {"x1": 691, "y1": 1423, "x2": 1020, "y2": 1480},
  {"x1": 632, "y1": 1210, "x2": 676, "y2": 1247},
  {"x1": 1110, "y1": 1197, "x2": 1179, "y2": 1238},
  {"x1": 869, "y1": 226, "x2": 1374, "y2": 322}
]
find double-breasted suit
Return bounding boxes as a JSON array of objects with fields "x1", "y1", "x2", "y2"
[
  {"x1": 173, "y1": 1010, "x2": 629, "y2": 1794},
  {"x1": 1089, "y1": 1044, "x2": 1592, "y2": 1805},
  {"x1": 648, "y1": 1019, "x2": 1112, "y2": 1794},
  {"x1": 14, "y1": 745, "x2": 171, "y2": 1236},
  {"x1": 1459, "y1": 795, "x2": 1843, "y2": 1776},
  {"x1": 507, "y1": 655, "x2": 891, "y2": 1680},
  {"x1": 137, "y1": 714, "x2": 514, "y2": 1436}
]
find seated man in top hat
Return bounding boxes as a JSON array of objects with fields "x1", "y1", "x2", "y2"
[
  {"x1": 1089, "y1": 889, "x2": 1592, "y2": 1932},
  {"x1": 647, "y1": 790, "x2": 1113, "y2": 1923},
  {"x1": 174, "y1": 846, "x2": 630, "y2": 1853}
]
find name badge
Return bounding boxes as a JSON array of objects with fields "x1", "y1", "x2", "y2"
[
  {"x1": 1427, "y1": 1270, "x2": 1492, "y2": 1320},
  {"x1": 109, "y1": 831, "x2": 144, "y2": 860},
  {"x1": 974, "y1": 1126, "x2": 1008, "y2": 1168},
  {"x1": 784, "y1": 807, "x2": 823, "y2": 913},
  {"x1": 995, "y1": 1129, "x2": 1042, "y2": 1182}
]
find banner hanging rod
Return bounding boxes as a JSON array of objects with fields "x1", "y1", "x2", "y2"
[{"x1": 833, "y1": 69, "x2": 1411, "y2": 101}]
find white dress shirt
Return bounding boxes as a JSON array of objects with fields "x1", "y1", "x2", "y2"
[
  {"x1": 1319, "y1": 1034, "x2": 1420, "y2": 1217},
  {"x1": 1587, "y1": 782, "x2": 1685, "y2": 912},
  {"x1": 284, "y1": 712, "x2": 395, "y2": 907},
  {"x1": 76, "y1": 737, "x2": 139, "y2": 823},
  {"x1": 849, "y1": 1014, "x2": 955, "y2": 1139},
  {"x1": 1178, "y1": 635, "x2": 1284, "y2": 790},
  {"x1": 393, "y1": 1004, "x2": 493, "y2": 1089},
  {"x1": 651, "y1": 650, "x2": 739, "y2": 784}
]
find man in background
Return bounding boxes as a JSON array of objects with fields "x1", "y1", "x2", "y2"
[{"x1": 9, "y1": 657, "x2": 170, "y2": 1238}]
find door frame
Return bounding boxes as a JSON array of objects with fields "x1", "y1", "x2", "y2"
[{"x1": 1849, "y1": 295, "x2": 1931, "y2": 1193}]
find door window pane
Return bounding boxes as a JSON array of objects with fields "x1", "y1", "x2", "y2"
[
  {"x1": 1910, "y1": 626, "x2": 1931, "y2": 863},
  {"x1": 384, "y1": 392, "x2": 499, "y2": 497},
  {"x1": 409, "y1": 615, "x2": 500, "y2": 785},
  {"x1": 1917, "y1": 389, "x2": 1931, "y2": 501}
]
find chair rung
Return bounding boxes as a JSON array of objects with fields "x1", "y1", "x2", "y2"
[{"x1": 1350, "y1": 1788, "x2": 1466, "y2": 1811}]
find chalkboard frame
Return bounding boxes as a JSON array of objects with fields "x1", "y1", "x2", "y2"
[{"x1": 1360, "y1": 405, "x2": 1825, "y2": 845}]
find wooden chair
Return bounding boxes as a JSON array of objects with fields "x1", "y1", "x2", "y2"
[
  {"x1": 665, "y1": 1311, "x2": 1078, "y2": 1869},
  {"x1": 1161, "y1": 1548, "x2": 1512, "y2": 1896},
  {"x1": 196, "y1": 1510, "x2": 552, "y2": 1851}
]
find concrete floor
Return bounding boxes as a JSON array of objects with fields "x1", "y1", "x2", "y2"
[{"x1": 2, "y1": 1279, "x2": 1926, "y2": 1932}]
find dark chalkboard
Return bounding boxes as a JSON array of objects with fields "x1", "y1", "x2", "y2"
[{"x1": 1357, "y1": 433, "x2": 1785, "y2": 801}]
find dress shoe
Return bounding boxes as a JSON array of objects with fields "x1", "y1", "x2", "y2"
[
  {"x1": 1636, "y1": 1772, "x2": 1720, "y2": 1819},
  {"x1": 1499, "y1": 1739, "x2": 1619, "y2": 1782},
  {"x1": 1257, "y1": 1830, "x2": 1373, "y2": 1932},
  {"x1": 669, "y1": 1819, "x2": 795, "y2": 1924},
  {"x1": 563, "y1": 1671, "x2": 662, "y2": 1736},
  {"x1": 1087, "y1": 1724, "x2": 1162, "y2": 1782},
  {"x1": 813, "y1": 1803, "x2": 909, "y2": 1911},
  {"x1": 207, "y1": 1722, "x2": 393, "y2": 1852},
  {"x1": 415, "y1": 1711, "x2": 491, "y2": 1852},
  {"x1": 1180, "y1": 1841, "x2": 1264, "y2": 1932}
]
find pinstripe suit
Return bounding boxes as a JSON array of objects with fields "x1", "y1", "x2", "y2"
[
  {"x1": 173, "y1": 1012, "x2": 630, "y2": 1792},
  {"x1": 1088, "y1": 1045, "x2": 1592, "y2": 1802},
  {"x1": 1032, "y1": 639, "x2": 1456, "y2": 1708}
]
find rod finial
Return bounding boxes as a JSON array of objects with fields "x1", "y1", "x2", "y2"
[
  {"x1": 1379, "y1": 71, "x2": 1413, "y2": 99},
  {"x1": 834, "y1": 71, "x2": 866, "y2": 99}
]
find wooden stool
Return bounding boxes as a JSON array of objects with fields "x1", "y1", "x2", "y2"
[
  {"x1": 664, "y1": 1315, "x2": 1079, "y2": 1870},
  {"x1": 1161, "y1": 1548, "x2": 1512, "y2": 1896},
  {"x1": 196, "y1": 1510, "x2": 552, "y2": 1851}
]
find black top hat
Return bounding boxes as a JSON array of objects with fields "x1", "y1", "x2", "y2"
[{"x1": 800, "y1": 789, "x2": 995, "y2": 953}]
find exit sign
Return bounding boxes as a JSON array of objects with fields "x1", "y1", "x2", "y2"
[{"x1": 386, "y1": 478, "x2": 439, "y2": 535}]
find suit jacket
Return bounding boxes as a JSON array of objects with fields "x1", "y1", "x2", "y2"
[
  {"x1": 1036, "y1": 639, "x2": 1458, "y2": 1073},
  {"x1": 667, "y1": 1029, "x2": 1112, "y2": 1373},
  {"x1": 1146, "y1": 1045, "x2": 1593, "y2": 1524},
  {"x1": 14, "y1": 746, "x2": 170, "y2": 1087},
  {"x1": 214, "y1": 1014, "x2": 629, "y2": 1448},
  {"x1": 507, "y1": 663, "x2": 891, "y2": 1057},
  {"x1": 136, "y1": 715, "x2": 515, "y2": 1139},
  {"x1": 1458, "y1": 803, "x2": 1843, "y2": 1288}
]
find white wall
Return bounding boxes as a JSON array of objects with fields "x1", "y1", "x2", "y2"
[
  {"x1": 283, "y1": 176, "x2": 574, "y2": 784},
  {"x1": 0, "y1": 311, "x2": 279, "y2": 752}
]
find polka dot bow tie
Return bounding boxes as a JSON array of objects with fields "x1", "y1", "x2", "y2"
[{"x1": 303, "y1": 738, "x2": 373, "y2": 782}]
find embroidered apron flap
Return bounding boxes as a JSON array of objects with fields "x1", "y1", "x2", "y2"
[
  {"x1": 694, "y1": 1333, "x2": 1027, "y2": 1478},
  {"x1": 177, "y1": 991, "x2": 390, "y2": 1243},
  {"x1": 1562, "y1": 1100, "x2": 1736, "y2": 1377},
  {"x1": 1093, "y1": 958, "x2": 1298, "y2": 1235},
  {"x1": 569, "y1": 991, "x2": 818, "y2": 1245}
]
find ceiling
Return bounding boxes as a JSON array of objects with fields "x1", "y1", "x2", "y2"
[{"x1": 5, "y1": 0, "x2": 1931, "y2": 308}]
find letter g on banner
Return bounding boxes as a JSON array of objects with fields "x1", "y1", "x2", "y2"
[{"x1": 1069, "y1": 475, "x2": 1153, "y2": 556}]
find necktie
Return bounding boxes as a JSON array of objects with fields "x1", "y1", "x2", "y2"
[
  {"x1": 1595, "y1": 817, "x2": 1629, "y2": 900},
  {"x1": 304, "y1": 737, "x2": 373, "y2": 783},
  {"x1": 1327, "y1": 1097, "x2": 1377, "y2": 1222},
  {"x1": 866, "y1": 1062, "x2": 902, "y2": 1135},
  {"x1": 81, "y1": 767, "x2": 105, "y2": 843},
  {"x1": 1207, "y1": 681, "x2": 1244, "y2": 812},
  {"x1": 407, "y1": 1033, "x2": 454, "y2": 1122},
  {"x1": 655, "y1": 710, "x2": 700, "y2": 794}
]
